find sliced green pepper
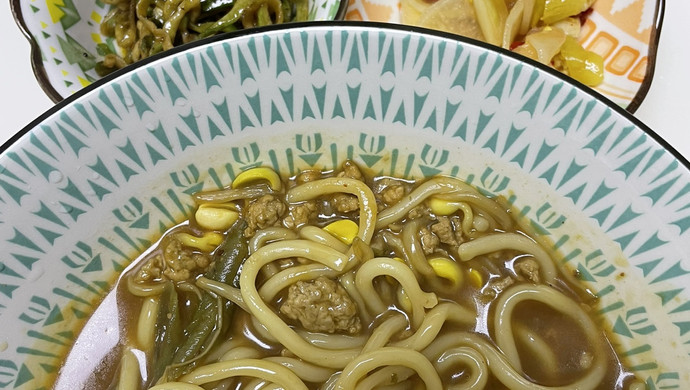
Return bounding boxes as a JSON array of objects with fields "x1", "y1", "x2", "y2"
[{"x1": 165, "y1": 219, "x2": 248, "y2": 380}]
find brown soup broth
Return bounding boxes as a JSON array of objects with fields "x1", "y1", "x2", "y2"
[{"x1": 55, "y1": 165, "x2": 644, "y2": 389}]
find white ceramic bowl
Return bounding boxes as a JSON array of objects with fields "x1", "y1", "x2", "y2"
[{"x1": 0, "y1": 22, "x2": 688, "y2": 388}]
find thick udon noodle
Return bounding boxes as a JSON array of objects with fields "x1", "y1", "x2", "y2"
[{"x1": 66, "y1": 161, "x2": 645, "y2": 389}]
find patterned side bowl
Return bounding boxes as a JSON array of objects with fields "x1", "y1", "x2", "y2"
[
  {"x1": 1, "y1": 22, "x2": 689, "y2": 388},
  {"x1": 10, "y1": 0, "x2": 348, "y2": 102},
  {"x1": 345, "y1": 0, "x2": 664, "y2": 113}
]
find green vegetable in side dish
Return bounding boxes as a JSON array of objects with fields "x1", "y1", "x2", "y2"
[{"x1": 96, "y1": 0, "x2": 312, "y2": 75}]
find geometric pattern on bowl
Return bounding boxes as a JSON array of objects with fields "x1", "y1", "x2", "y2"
[{"x1": 0, "y1": 23, "x2": 688, "y2": 388}]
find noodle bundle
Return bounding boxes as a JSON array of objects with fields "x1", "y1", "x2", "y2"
[{"x1": 57, "y1": 161, "x2": 645, "y2": 389}]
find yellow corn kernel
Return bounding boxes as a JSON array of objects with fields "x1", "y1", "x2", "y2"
[
  {"x1": 232, "y1": 167, "x2": 282, "y2": 191},
  {"x1": 175, "y1": 232, "x2": 224, "y2": 252},
  {"x1": 429, "y1": 257, "x2": 463, "y2": 286},
  {"x1": 397, "y1": 286, "x2": 412, "y2": 313},
  {"x1": 195, "y1": 204, "x2": 239, "y2": 231},
  {"x1": 428, "y1": 197, "x2": 463, "y2": 216},
  {"x1": 468, "y1": 268, "x2": 483, "y2": 289},
  {"x1": 323, "y1": 219, "x2": 359, "y2": 245}
]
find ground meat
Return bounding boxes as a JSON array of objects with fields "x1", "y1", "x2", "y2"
[
  {"x1": 337, "y1": 160, "x2": 363, "y2": 180},
  {"x1": 482, "y1": 276, "x2": 514, "y2": 299},
  {"x1": 331, "y1": 193, "x2": 359, "y2": 213},
  {"x1": 514, "y1": 258, "x2": 541, "y2": 284},
  {"x1": 283, "y1": 201, "x2": 318, "y2": 229},
  {"x1": 244, "y1": 195, "x2": 287, "y2": 237},
  {"x1": 135, "y1": 255, "x2": 164, "y2": 282},
  {"x1": 419, "y1": 227, "x2": 439, "y2": 255},
  {"x1": 374, "y1": 178, "x2": 407, "y2": 205},
  {"x1": 381, "y1": 185, "x2": 405, "y2": 205},
  {"x1": 322, "y1": 161, "x2": 364, "y2": 214},
  {"x1": 431, "y1": 216, "x2": 462, "y2": 246},
  {"x1": 280, "y1": 276, "x2": 361, "y2": 334},
  {"x1": 161, "y1": 238, "x2": 212, "y2": 282}
]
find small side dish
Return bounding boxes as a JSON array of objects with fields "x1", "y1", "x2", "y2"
[
  {"x1": 345, "y1": 0, "x2": 664, "y2": 111},
  {"x1": 10, "y1": 0, "x2": 347, "y2": 101},
  {"x1": 96, "y1": 0, "x2": 318, "y2": 75}
]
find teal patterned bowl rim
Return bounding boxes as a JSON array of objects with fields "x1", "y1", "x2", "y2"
[
  {"x1": 2, "y1": 21, "x2": 690, "y2": 388},
  {"x1": 3, "y1": 19, "x2": 677, "y2": 160},
  {"x1": 9, "y1": 0, "x2": 349, "y2": 103}
]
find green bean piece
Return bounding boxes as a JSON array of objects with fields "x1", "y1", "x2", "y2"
[
  {"x1": 209, "y1": 219, "x2": 249, "y2": 286},
  {"x1": 95, "y1": 62, "x2": 118, "y2": 77},
  {"x1": 96, "y1": 43, "x2": 114, "y2": 56},
  {"x1": 281, "y1": 0, "x2": 293, "y2": 22},
  {"x1": 200, "y1": 0, "x2": 236, "y2": 16},
  {"x1": 165, "y1": 299, "x2": 218, "y2": 379},
  {"x1": 257, "y1": 3, "x2": 272, "y2": 26},
  {"x1": 100, "y1": 11, "x2": 119, "y2": 36},
  {"x1": 292, "y1": 0, "x2": 308, "y2": 21},
  {"x1": 163, "y1": 0, "x2": 202, "y2": 41},
  {"x1": 191, "y1": 20, "x2": 237, "y2": 34},
  {"x1": 198, "y1": 0, "x2": 282, "y2": 37},
  {"x1": 220, "y1": 24, "x2": 239, "y2": 33},
  {"x1": 139, "y1": 34, "x2": 155, "y2": 55},
  {"x1": 136, "y1": 0, "x2": 151, "y2": 20},
  {"x1": 188, "y1": 20, "x2": 213, "y2": 33},
  {"x1": 165, "y1": 219, "x2": 248, "y2": 380},
  {"x1": 197, "y1": 0, "x2": 253, "y2": 37},
  {"x1": 163, "y1": 0, "x2": 184, "y2": 21},
  {"x1": 150, "y1": 282, "x2": 182, "y2": 384},
  {"x1": 150, "y1": 42, "x2": 164, "y2": 55}
]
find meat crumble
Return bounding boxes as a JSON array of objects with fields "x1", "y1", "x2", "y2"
[
  {"x1": 280, "y1": 276, "x2": 361, "y2": 334},
  {"x1": 419, "y1": 227, "x2": 439, "y2": 255},
  {"x1": 244, "y1": 194, "x2": 287, "y2": 237},
  {"x1": 162, "y1": 238, "x2": 211, "y2": 282}
]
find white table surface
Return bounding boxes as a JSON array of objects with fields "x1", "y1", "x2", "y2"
[{"x1": 2, "y1": 1, "x2": 689, "y2": 162}]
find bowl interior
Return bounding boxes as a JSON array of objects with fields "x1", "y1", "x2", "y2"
[{"x1": 1, "y1": 22, "x2": 689, "y2": 388}]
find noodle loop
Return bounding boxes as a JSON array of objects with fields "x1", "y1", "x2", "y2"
[{"x1": 75, "y1": 162, "x2": 641, "y2": 390}]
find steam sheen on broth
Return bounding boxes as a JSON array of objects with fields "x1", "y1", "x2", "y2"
[{"x1": 56, "y1": 161, "x2": 645, "y2": 389}]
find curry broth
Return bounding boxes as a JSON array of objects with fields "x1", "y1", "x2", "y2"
[{"x1": 55, "y1": 166, "x2": 644, "y2": 389}]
